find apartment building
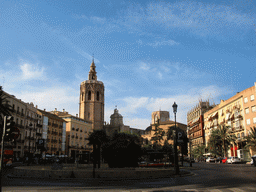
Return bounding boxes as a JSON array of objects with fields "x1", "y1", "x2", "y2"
[
  {"x1": 187, "y1": 100, "x2": 214, "y2": 151},
  {"x1": 37, "y1": 109, "x2": 66, "y2": 156},
  {"x1": 51, "y1": 109, "x2": 93, "y2": 159},
  {"x1": 204, "y1": 83, "x2": 256, "y2": 161},
  {"x1": 3, "y1": 91, "x2": 43, "y2": 158}
]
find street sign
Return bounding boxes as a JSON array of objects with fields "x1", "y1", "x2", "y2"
[
  {"x1": 37, "y1": 139, "x2": 45, "y2": 149},
  {"x1": 177, "y1": 131, "x2": 183, "y2": 143},
  {"x1": 12, "y1": 127, "x2": 20, "y2": 140}
]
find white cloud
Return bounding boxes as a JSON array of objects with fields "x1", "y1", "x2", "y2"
[
  {"x1": 17, "y1": 87, "x2": 78, "y2": 115},
  {"x1": 117, "y1": 85, "x2": 229, "y2": 129},
  {"x1": 20, "y1": 63, "x2": 45, "y2": 80},
  {"x1": 148, "y1": 39, "x2": 179, "y2": 47},
  {"x1": 139, "y1": 62, "x2": 150, "y2": 71}
]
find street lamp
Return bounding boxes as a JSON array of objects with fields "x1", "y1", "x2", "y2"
[{"x1": 172, "y1": 102, "x2": 179, "y2": 175}]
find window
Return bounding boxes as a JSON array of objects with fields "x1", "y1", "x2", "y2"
[
  {"x1": 88, "y1": 91, "x2": 91, "y2": 100},
  {"x1": 81, "y1": 92, "x2": 84, "y2": 101},
  {"x1": 88, "y1": 112, "x2": 90, "y2": 120},
  {"x1": 244, "y1": 97, "x2": 248, "y2": 103},
  {"x1": 251, "y1": 95, "x2": 254, "y2": 101},
  {"x1": 246, "y1": 119, "x2": 250, "y2": 125},
  {"x1": 237, "y1": 133, "x2": 240, "y2": 138},
  {"x1": 97, "y1": 91, "x2": 100, "y2": 101},
  {"x1": 252, "y1": 106, "x2": 256, "y2": 112},
  {"x1": 241, "y1": 132, "x2": 244, "y2": 137},
  {"x1": 245, "y1": 108, "x2": 249, "y2": 114},
  {"x1": 253, "y1": 117, "x2": 256, "y2": 124}
]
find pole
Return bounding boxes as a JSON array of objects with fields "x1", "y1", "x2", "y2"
[
  {"x1": 189, "y1": 138, "x2": 192, "y2": 167},
  {"x1": 173, "y1": 113, "x2": 179, "y2": 175},
  {"x1": 0, "y1": 116, "x2": 7, "y2": 192}
]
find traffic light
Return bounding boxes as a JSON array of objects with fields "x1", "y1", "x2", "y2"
[{"x1": 5, "y1": 116, "x2": 15, "y2": 141}]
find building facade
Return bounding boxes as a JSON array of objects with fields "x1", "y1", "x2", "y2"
[
  {"x1": 37, "y1": 109, "x2": 66, "y2": 156},
  {"x1": 142, "y1": 111, "x2": 187, "y2": 146},
  {"x1": 79, "y1": 59, "x2": 104, "y2": 131},
  {"x1": 187, "y1": 100, "x2": 214, "y2": 151},
  {"x1": 3, "y1": 91, "x2": 43, "y2": 158},
  {"x1": 204, "y1": 83, "x2": 256, "y2": 161},
  {"x1": 51, "y1": 109, "x2": 93, "y2": 158},
  {"x1": 104, "y1": 107, "x2": 145, "y2": 136}
]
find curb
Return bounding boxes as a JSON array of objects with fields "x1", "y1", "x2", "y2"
[{"x1": 6, "y1": 169, "x2": 194, "y2": 181}]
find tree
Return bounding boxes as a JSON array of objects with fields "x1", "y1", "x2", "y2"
[
  {"x1": 151, "y1": 119, "x2": 165, "y2": 150},
  {"x1": 245, "y1": 127, "x2": 256, "y2": 155},
  {"x1": 88, "y1": 129, "x2": 108, "y2": 168},
  {"x1": 208, "y1": 125, "x2": 237, "y2": 157},
  {"x1": 192, "y1": 144, "x2": 206, "y2": 160},
  {"x1": 103, "y1": 132, "x2": 142, "y2": 168},
  {"x1": 0, "y1": 86, "x2": 13, "y2": 142}
]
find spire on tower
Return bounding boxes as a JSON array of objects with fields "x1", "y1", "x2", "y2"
[{"x1": 88, "y1": 55, "x2": 97, "y2": 80}]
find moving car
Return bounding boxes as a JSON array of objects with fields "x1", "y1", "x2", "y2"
[
  {"x1": 226, "y1": 156, "x2": 241, "y2": 164},
  {"x1": 206, "y1": 157, "x2": 215, "y2": 163}
]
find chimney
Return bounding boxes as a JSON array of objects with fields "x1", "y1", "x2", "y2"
[
  {"x1": 76, "y1": 114, "x2": 78, "y2": 117},
  {"x1": 44, "y1": 109, "x2": 46, "y2": 111},
  {"x1": 36, "y1": 105, "x2": 38, "y2": 109},
  {"x1": 55, "y1": 108, "x2": 57, "y2": 111},
  {"x1": 63, "y1": 109, "x2": 65, "y2": 112}
]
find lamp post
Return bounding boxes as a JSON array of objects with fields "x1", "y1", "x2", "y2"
[{"x1": 172, "y1": 102, "x2": 179, "y2": 175}]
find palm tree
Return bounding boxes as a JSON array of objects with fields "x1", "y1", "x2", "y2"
[
  {"x1": 245, "y1": 127, "x2": 256, "y2": 155},
  {"x1": 88, "y1": 129, "x2": 108, "y2": 168},
  {"x1": 208, "y1": 125, "x2": 237, "y2": 157},
  {"x1": 192, "y1": 144, "x2": 206, "y2": 160}
]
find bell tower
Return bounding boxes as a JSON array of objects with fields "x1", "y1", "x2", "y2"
[{"x1": 79, "y1": 58, "x2": 104, "y2": 130}]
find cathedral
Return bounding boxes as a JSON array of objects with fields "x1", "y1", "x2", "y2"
[
  {"x1": 79, "y1": 59, "x2": 145, "y2": 136},
  {"x1": 79, "y1": 58, "x2": 104, "y2": 131}
]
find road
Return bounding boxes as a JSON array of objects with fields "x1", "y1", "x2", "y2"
[{"x1": 2, "y1": 162, "x2": 256, "y2": 191}]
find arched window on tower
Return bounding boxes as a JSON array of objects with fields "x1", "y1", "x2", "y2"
[
  {"x1": 97, "y1": 91, "x2": 100, "y2": 101},
  {"x1": 88, "y1": 91, "x2": 91, "y2": 100},
  {"x1": 81, "y1": 92, "x2": 84, "y2": 101}
]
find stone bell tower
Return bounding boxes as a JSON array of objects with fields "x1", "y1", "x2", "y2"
[{"x1": 79, "y1": 58, "x2": 104, "y2": 130}]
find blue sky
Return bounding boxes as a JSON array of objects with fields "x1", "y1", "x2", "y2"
[{"x1": 1, "y1": 0, "x2": 256, "y2": 129}]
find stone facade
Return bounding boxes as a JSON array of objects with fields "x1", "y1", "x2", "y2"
[
  {"x1": 104, "y1": 107, "x2": 145, "y2": 136},
  {"x1": 79, "y1": 59, "x2": 104, "y2": 131},
  {"x1": 142, "y1": 111, "x2": 187, "y2": 146}
]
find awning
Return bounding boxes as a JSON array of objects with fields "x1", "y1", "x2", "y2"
[{"x1": 212, "y1": 111, "x2": 218, "y2": 119}]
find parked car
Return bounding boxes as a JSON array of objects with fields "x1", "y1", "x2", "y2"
[
  {"x1": 250, "y1": 155, "x2": 256, "y2": 166},
  {"x1": 206, "y1": 157, "x2": 215, "y2": 163},
  {"x1": 226, "y1": 156, "x2": 241, "y2": 164}
]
